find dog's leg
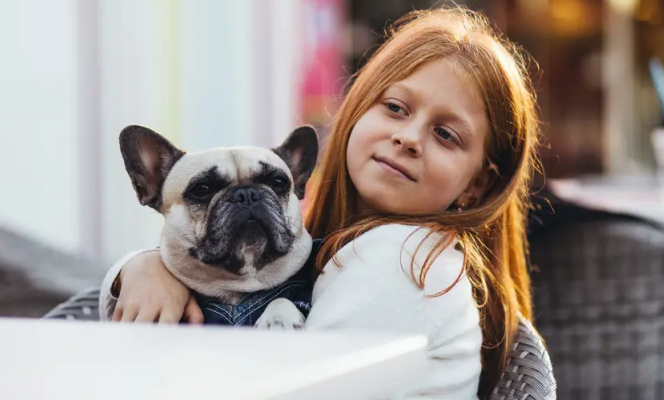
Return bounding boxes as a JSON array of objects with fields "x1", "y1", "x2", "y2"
[{"x1": 255, "y1": 298, "x2": 305, "y2": 330}]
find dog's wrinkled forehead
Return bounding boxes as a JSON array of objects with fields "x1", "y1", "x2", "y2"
[
  {"x1": 160, "y1": 146, "x2": 290, "y2": 205},
  {"x1": 229, "y1": 147, "x2": 291, "y2": 178}
]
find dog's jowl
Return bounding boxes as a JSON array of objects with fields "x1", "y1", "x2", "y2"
[{"x1": 119, "y1": 125, "x2": 319, "y2": 329}]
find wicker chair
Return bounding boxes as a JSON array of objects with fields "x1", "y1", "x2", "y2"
[
  {"x1": 529, "y1": 216, "x2": 664, "y2": 400},
  {"x1": 488, "y1": 316, "x2": 556, "y2": 400},
  {"x1": 526, "y1": 184, "x2": 664, "y2": 399},
  {"x1": 44, "y1": 288, "x2": 556, "y2": 399},
  {"x1": 42, "y1": 286, "x2": 101, "y2": 321}
]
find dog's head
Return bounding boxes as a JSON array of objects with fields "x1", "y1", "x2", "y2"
[{"x1": 119, "y1": 125, "x2": 318, "y2": 297}]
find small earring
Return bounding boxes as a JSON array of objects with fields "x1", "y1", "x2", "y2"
[{"x1": 457, "y1": 202, "x2": 466, "y2": 213}]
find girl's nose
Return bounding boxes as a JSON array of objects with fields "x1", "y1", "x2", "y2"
[{"x1": 391, "y1": 131, "x2": 422, "y2": 157}]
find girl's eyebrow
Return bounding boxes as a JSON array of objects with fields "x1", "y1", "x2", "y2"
[
  {"x1": 384, "y1": 83, "x2": 413, "y2": 97},
  {"x1": 386, "y1": 83, "x2": 476, "y2": 138}
]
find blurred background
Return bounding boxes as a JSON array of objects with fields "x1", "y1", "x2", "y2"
[
  {"x1": 2, "y1": 0, "x2": 664, "y2": 397},
  {"x1": 0, "y1": 0, "x2": 662, "y2": 297},
  {"x1": 1, "y1": 0, "x2": 662, "y2": 266}
]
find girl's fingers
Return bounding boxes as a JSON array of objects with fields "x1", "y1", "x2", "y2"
[
  {"x1": 184, "y1": 297, "x2": 204, "y2": 324},
  {"x1": 119, "y1": 306, "x2": 139, "y2": 322},
  {"x1": 135, "y1": 308, "x2": 159, "y2": 323},
  {"x1": 158, "y1": 309, "x2": 183, "y2": 324},
  {"x1": 112, "y1": 306, "x2": 123, "y2": 322}
]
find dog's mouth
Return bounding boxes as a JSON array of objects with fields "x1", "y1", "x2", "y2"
[
  {"x1": 238, "y1": 217, "x2": 267, "y2": 245},
  {"x1": 191, "y1": 219, "x2": 266, "y2": 268},
  {"x1": 189, "y1": 201, "x2": 294, "y2": 273}
]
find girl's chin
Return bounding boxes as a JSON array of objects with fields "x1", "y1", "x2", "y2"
[
  {"x1": 361, "y1": 195, "x2": 450, "y2": 215},
  {"x1": 360, "y1": 197, "x2": 413, "y2": 215}
]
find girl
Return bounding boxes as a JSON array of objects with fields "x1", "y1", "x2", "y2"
[{"x1": 101, "y1": 7, "x2": 540, "y2": 399}]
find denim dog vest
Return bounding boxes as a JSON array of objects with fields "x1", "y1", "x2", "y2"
[{"x1": 196, "y1": 239, "x2": 321, "y2": 326}]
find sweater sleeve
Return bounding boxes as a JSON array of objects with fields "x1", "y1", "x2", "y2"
[
  {"x1": 305, "y1": 224, "x2": 482, "y2": 400},
  {"x1": 98, "y1": 248, "x2": 159, "y2": 321}
]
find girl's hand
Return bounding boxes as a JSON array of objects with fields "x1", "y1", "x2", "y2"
[{"x1": 111, "y1": 251, "x2": 204, "y2": 324}]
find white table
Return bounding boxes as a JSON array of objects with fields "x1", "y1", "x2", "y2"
[
  {"x1": 549, "y1": 176, "x2": 664, "y2": 223},
  {"x1": 0, "y1": 318, "x2": 429, "y2": 400}
]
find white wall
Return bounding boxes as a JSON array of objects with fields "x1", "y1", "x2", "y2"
[
  {"x1": 180, "y1": 0, "x2": 302, "y2": 151},
  {"x1": 0, "y1": 0, "x2": 81, "y2": 253},
  {"x1": 180, "y1": 0, "x2": 258, "y2": 150},
  {"x1": 0, "y1": 0, "x2": 303, "y2": 264},
  {"x1": 98, "y1": 0, "x2": 303, "y2": 262},
  {"x1": 98, "y1": 0, "x2": 180, "y2": 262},
  {"x1": 267, "y1": 0, "x2": 303, "y2": 146}
]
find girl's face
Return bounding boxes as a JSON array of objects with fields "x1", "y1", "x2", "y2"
[{"x1": 347, "y1": 58, "x2": 491, "y2": 214}]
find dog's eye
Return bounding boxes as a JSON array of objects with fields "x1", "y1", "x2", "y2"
[
  {"x1": 269, "y1": 175, "x2": 289, "y2": 190},
  {"x1": 190, "y1": 183, "x2": 214, "y2": 199}
]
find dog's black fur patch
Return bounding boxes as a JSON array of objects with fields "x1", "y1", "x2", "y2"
[
  {"x1": 183, "y1": 166, "x2": 232, "y2": 205},
  {"x1": 256, "y1": 161, "x2": 292, "y2": 203}
]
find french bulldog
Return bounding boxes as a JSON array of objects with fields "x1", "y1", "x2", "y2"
[{"x1": 119, "y1": 125, "x2": 318, "y2": 329}]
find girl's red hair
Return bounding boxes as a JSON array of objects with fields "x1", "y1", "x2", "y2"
[{"x1": 305, "y1": 7, "x2": 540, "y2": 392}]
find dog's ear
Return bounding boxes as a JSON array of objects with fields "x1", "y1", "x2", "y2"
[
  {"x1": 273, "y1": 125, "x2": 319, "y2": 199},
  {"x1": 119, "y1": 125, "x2": 185, "y2": 211}
]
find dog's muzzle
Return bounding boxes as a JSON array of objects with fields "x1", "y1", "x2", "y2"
[
  {"x1": 230, "y1": 187, "x2": 263, "y2": 206},
  {"x1": 190, "y1": 185, "x2": 294, "y2": 272},
  {"x1": 229, "y1": 187, "x2": 265, "y2": 222},
  {"x1": 226, "y1": 187, "x2": 274, "y2": 229}
]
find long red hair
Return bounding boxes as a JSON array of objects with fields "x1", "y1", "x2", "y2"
[{"x1": 305, "y1": 7, "x2": 540, "y2": 392}]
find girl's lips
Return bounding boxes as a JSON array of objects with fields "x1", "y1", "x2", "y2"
[{"x1": 373, "y1": 156, "x2": 416, "y2": 181}]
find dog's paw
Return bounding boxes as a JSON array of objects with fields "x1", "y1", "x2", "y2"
[{"x1": 254, "y1": 298, "x2": 305, "y2": 330}]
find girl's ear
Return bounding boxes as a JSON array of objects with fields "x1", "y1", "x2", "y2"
[{"x1": 455, "y1": 161, "x2": 498, "y2": 209}]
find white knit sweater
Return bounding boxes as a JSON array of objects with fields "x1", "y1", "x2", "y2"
[{"x1": 100, "y1": 224, "x2": 482, "y2": 399}]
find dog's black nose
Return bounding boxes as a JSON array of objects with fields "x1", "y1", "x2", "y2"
[{"x1": 230, "y1": 187, "x2": 263, "y2": 205}]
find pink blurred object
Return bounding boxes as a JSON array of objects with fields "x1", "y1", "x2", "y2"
[{"x1": 299, "y1": 0, "x2": 345, "y2": 125}]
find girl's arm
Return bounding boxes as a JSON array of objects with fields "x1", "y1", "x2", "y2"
[
  {"x1": 99, "y1": 249, "x2": 203, "y2": 324},
  {"x1": 99, "y1": 249, "x2": 154, "y2": 321},
  {"x1": 305, "y1": 225, "x2": 482, "y2": 400}
]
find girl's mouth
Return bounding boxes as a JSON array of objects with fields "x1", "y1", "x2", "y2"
[{"x1": 373, "y1": 156, "x2": 416, "y2": 181}]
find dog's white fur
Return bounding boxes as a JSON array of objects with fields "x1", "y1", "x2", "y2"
[{"x1": 158, "y1": 146, "x2": 312, "y2": 301}]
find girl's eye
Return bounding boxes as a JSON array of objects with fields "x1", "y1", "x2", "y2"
[
  {"x1": 434, "y1": 127, "x2": 456, "y2": 143},
  {"x1": 386, "y1": 102, "x2": 406, "y2": 115}
]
